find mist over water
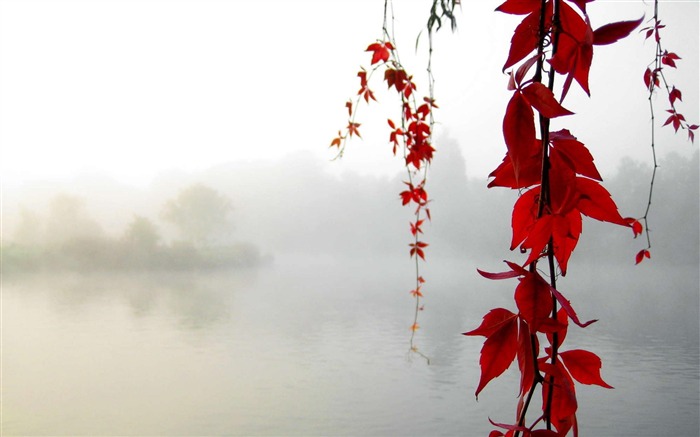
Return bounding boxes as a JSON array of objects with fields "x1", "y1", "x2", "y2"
[{"x1": 2, "y1": 146, "x2": 698, "y2": 436}]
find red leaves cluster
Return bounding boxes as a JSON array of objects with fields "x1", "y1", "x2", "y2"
[
  {"x1": 641, "y1": 20, "x2": 698, "y2": 142},
  {"x1": 467, "y1": 1, "x2": 645, "y2": 435},
  {"x1": 497, "y1": 101, "x2": 633, "y2": 274},
  {"x1": 500, "y1": 0, "x2": 642, "y2": 100},
  {"x1": 331, "y1": 37, "x2": 436, "y2": 336},
  {"x1": 466, "y1": 264, "x2": 611, "y2": 435}
]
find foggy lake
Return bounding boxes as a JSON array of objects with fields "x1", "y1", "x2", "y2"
[
  {"x1": 2, "y1": 0, "x2": 699, "y2": 434},
  {"x1": 3, "y1": 255, "x2": 698, "y2": 436}
]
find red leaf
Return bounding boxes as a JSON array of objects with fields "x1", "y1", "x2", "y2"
[
  {"x1": 503, "y1": 91, "x2": 536, "y2": 182},
  {"x1": 626, "y1": 218, "x2": 643, "y2": 238},
  {"x1": 663, "y1": 112, "x2": 685, "y2": 132},
  {"x1": 409, "y1": 241, "x2": 428, "y2": 260},
  {"x1": 410, "y1": 219, "x2": 425, "y2": 236},
  {"x1": 548, "y1": 152, "x2": 579, "y2": 214},
  {"x1": 503, "y1": 7, "x2": 549, "y2": 71},
  {"x1": 477, "y1": 268, "x2": 522, "y2": 281},
  {"x1": 366, "y1": 41, "x2": 393, "y2": 65},
  {"x1": 546, "y1": 307, "x2": 569, "y2": 348},
  {"x1": 593, "y1": 16, "x2": 644, "y2": 46},
  {"x1": 521, "y1": 82, "x2": 574, "y2": 118},
  {"x1": 488, "y1": 418, "x2": 529, "y2": 434},
  {"x1": 520, "y1": 214, "x2": 553, "y2": 266},
  {"x1": 347, "y1": 122, "x2": 361, "y2": 138},
  {"x1": 643, "y1": 68, "x2": 652, "y2": 89},
  {"x1": 539, "y1": 361, "x2": 578, "y2": 430},
  {"x1": 669, "y1": 86, "x2": 682, "y2": 105},
  {"x1": 467, "y1": 311, "x2": 519, "y2": 398},
  {"x1": 550, "y1": 1, "x2": 593, "y2": 99},
  {"x1": 488, "y1": 138, "x2": 541, "y2": 189},
  {"x1": 531, "y1": 431, "x2": 561, "y2": 437},
  {"x1": 504, "y1": 260, "x2": 529, "y2": 276},
  {"x1": 463, "y1": 308, "x2": 518, "y2": 338},
  {"x1": 511, "y1": 186, "x2": 540, "y2": 251},
  {"x1": 662, "y1": 51, "x2": 681, "y2": 68},
  {"x1": 496, "y1": 0, "x2": 540, "y2": 15},
  {"x1": 550, "y1": 129, "x2": 602, "y2": 181},
  {"x1": 384, "y1": 68, "x2": 409, "y2": 92},
  {"x1": 560, "y1": 349, "x2": 613, "y2": 388},
  {"x1": 514, "y1": 269, "x2": 553, "y2": 333},
  {"x1": 643, "y1": 68, "x2": 660, "y2": 90},
  {"x1": 635, "y1": 249, "x2": 651, "y2": 265},
  {"x1": 575, "y1": 178, "x2": 628, "y2": 226},
  {"x1": 512, "y1": 54, "x2": 540, "y2": 88},
  {"x1": 517, "y1": 317, "x2": 537, "y2": 395},
  {"x1": 545, "y1": 280, "x2": 597, "y2": 328},
  {"x1": 550, "y1": 210, "x2": 582, "y2": 275},
  {"x1": 330, "y1": 133, "x2": 342, "y2": 148},
  {"x1": 568, "y1": 0, "x2": 593, "y2": 14}
]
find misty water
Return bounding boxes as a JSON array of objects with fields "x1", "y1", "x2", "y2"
[{"x1": 3, "y1": 255, "x2": 698, "y2": 436}]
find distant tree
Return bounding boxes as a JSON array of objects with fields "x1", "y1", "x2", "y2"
[
  {"x1": 12, "y1": 207, "x2": 43, "y2": 246},
  {"x1": 122, "y1": 215, "x2": 161, "y2": 251},
  {"x1": 44, "y1": 193, "x2": 104, "y2": 247},
  {"x1": 160, "y1": 184, "x2": 233, "y2": 247}
]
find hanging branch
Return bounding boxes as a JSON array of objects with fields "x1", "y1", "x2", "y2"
[{"x1": 636, "y1": 0, "x2": 699, "y2": 265}]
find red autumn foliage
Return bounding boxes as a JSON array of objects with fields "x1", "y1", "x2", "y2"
[
  {"x1": 333, "y1": 1, "x2": 695, "y2": 435},
  {"x1": 471, "y1": 1, "x2": 643, "y2": 434}
]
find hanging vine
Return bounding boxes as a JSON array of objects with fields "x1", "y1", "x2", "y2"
[
  {"x1": 636, "y1": 0, "x2": 698, "y2": 265},
  {"x1": 330, "y1": 0, "x2": 695, "y2": 435}
]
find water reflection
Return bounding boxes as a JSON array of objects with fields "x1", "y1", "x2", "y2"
[{"x1": 2, "y1": 260, "x2": 698, "y2": 436}]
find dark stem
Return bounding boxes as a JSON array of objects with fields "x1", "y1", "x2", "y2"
[
  {"x1": 643, "y1": 0, "x2": 661, "y2": 252},
  {"x1": 540, "y1": 0, "x2": 561, "y2": 428},
  {"x1": 515, "y1": 0, "x2": 560, "y2": 435},
  {"x1": 516, "y1": 333, "x2": 544, "y2": 429}
]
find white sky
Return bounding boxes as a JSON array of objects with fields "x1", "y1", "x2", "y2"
[{"x1": 1, "y1": 0, "x2": 698, "y2": 188}]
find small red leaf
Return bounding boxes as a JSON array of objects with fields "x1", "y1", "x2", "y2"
[
  {"x1": 477, "y1": 268, "x2": 521, "y2": 281},
  {"x1": 669, "y1": 87, "x2": 682, "y2": 105},
  {"x1": 626, "y1": 218, "x2": 643, "y2": 237},
  {"x1": 635, "y1": 249, "x2": 651, "y2": 265},
  {"x1": 366, "y1": 41, "x2": 393, "y2": 65},
  {"x1": 550, "y1": 129, "x2": 602, "y2": 181},
  {"x1": 347, "y1": 122, "x2": 361, "y2": 138},
  {"x1": 472, "y1": 315, "x2": 518, "y2": 398},
  {"x1": 488, "y1": 418, "x2": 529, "y2": 434},
  {"x1": 513, "y1": 54, "x2": 540, "y2": 86},
  {"x1": 495, "y1": 0, "x2": 540, "y2": 15},
  {"x1": 517, "y1": 317, "x2": 537, "y2": 395},
  {"x1": 545, "y1": 279, "x2": 597, "y2": 328},
  {"x1": 514, "y1": 268, "x2": 553, "y2": 333},
  {"x1": 560, "y1": 349, "x2": 613, "y2": 388},
  {"x1": 503, "y1": 7, "x2": 549, "y2": 71},
  {"x1": 503, "y1": 91, "x2": 536, "y2": 182},
  {"x1": 522, "y1": 82, "x2": 574, "y2": 118},
  {"x1": 463, "y1": 308, "x2": 517, "y2": 338},
  {"x1": 593, "y1": 16, "x2": 644, "y2": 46},
  {"x1": 576, "y1": 178, "x2": 628, "y2": 226}
]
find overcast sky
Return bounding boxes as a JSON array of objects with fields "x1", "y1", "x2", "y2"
[{"x1": 1, "y1": 0, "x2": 697, "y2": 188}]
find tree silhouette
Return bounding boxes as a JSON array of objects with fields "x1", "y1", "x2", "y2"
[{"x1": 160, "y1": 184, "x2": 233, "y2": 247}]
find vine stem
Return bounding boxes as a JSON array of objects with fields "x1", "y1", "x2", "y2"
[
  {"x1": 516, "y1": 0, "x2": 561, "y2": 434},
  {"x1": 642, "y1": 0, "x2": 661, "y2": 253},
  {"x1": 382, "y1": 0, "x2": 433, "y2": 364}
]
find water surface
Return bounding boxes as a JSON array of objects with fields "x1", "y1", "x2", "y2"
[{"x1": 2, "y1": 258, "x2": 698, "y2": 436}]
